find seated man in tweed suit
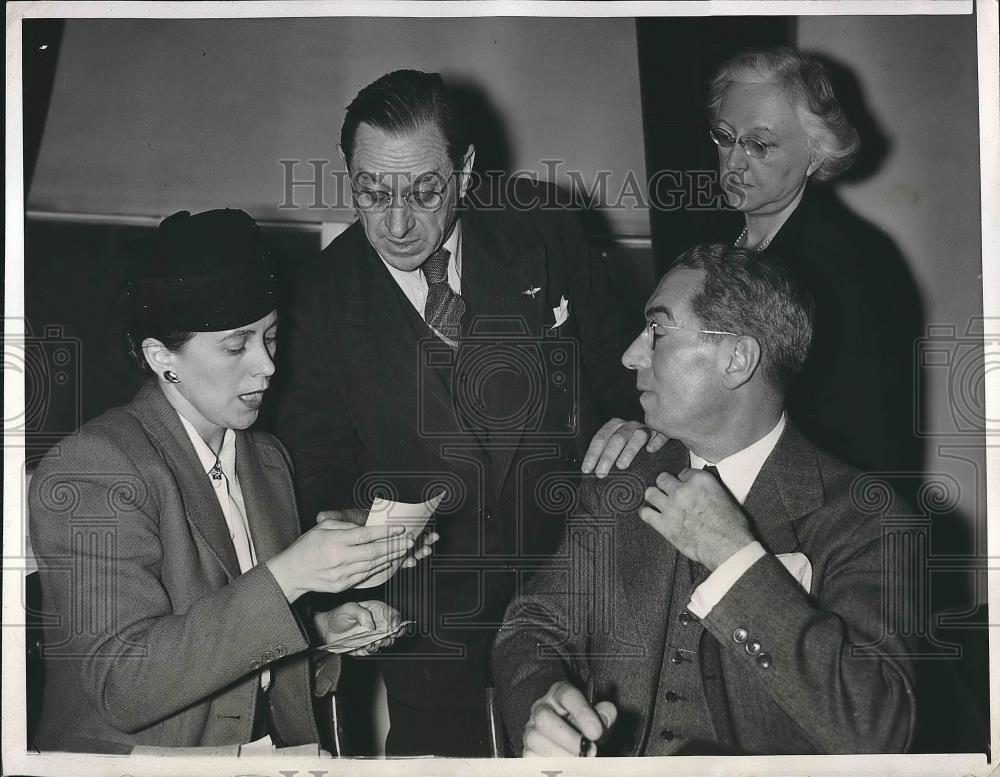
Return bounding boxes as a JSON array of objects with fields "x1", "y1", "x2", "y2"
[{"x1": 492, "y1": 243, "x2": 914, "y2": 756}]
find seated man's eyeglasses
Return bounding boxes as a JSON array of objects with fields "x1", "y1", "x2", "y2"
[
  {"x1": 709, "y1": 126, "x2": 771, "y2": 160},
  {"x1": 645, "y1": 318, "x2": 739, "y2": 346},
  {"x1": 352, "y1": 173, "x2": 455, "y2": 213}
]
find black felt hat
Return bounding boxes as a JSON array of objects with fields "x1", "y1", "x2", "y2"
[{"x1": 127, "y1": 209, "x2": 277, "y2": 332}]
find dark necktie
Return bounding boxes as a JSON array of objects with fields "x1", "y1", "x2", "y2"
[
  {"x1": 702, "y1": 464, "x2": 722, "y2": 484},
  {"x1": 422, "y1": 247, "x2": 466, "y2": 346}
]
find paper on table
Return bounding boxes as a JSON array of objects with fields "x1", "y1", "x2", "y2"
[
  {"x1": 356, "y1": 492, "x2": 445, "y2": 589},
  {"x1": 316, "y1": 619, "x2": 415, "y2": 653},
  {"x1": 239, "y1": 739, "x2": 330, "y2": 757}
]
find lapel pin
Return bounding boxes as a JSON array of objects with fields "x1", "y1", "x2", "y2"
[{"x1": 522, "y1": 287, "x2": 541, "y2": 298}]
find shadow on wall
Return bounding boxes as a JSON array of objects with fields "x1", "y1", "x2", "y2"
[
  {"x1": 450, "y1": 78, "x2": 654, "y2": 326},
  {"x1": 808, "y1": 53, "x2": 892, "y2": 184},
  {"x1": 450, "y1": 78, "x2": 515, "y2": 178},
  {"x1": 796, "y1": 51, "x2": 988, "y2": 756}
]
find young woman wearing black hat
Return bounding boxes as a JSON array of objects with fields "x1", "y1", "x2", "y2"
[{"x1": 28, "y1": 209, "x2": 436, "y2": 753}]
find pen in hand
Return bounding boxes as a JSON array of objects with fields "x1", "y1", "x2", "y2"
[{"x1": 579, "y1": 674, "x2": 596, "y2": 757}]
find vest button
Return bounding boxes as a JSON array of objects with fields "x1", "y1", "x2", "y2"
[
  {"x1": 756, "y1": 652, "x2": 773, "y2": 669},
  {"x1": 732, "y1": 627, "x2": 749, "y2": 644},
  {"x1": 745, "y1": 638, "x2": 762, "y2": 655},
  {"x1": 669, "y1": 650, "x2": 687, "y2": 665},
  {"x1": 678, "y1": 611, "x2": 696, "y2": 626},
  {"x1": 664, "y1": 691, "x2": 679, "y2": 703},
  {"x1": 660, "y1": 729, "x2": 675, "y2": 742}
]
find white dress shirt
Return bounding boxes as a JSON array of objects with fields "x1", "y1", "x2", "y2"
[
  {"x1": 686, "y1": 414, "x2": 788, "y2": 618},
  {"x1": 178, "y1": 413, "x2": 270, "y2": 692},
  {"x1": 378, "y1": 222, "x2": 462, "y2": 334}
]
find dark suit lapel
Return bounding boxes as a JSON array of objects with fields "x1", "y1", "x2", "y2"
[
  {"x1": 462, "y1": 210, "x2": 549, "y2": 487},
  {"x1": 742, "y1": 422, "x2": 822, "y2": 554},
  {"x1": 340, "y1": 237, "x2": 457, "y2": 428},
  {"x1": 128, "y1": 382, "x2": 241, "y2": 579},
  {"x1": 236, "y1": 433, "x2": 297, "y2": 562}
]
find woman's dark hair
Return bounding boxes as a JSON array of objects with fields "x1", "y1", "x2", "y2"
[{"x1": 125, "y1": 327, "x2": 194, "y2": 374}]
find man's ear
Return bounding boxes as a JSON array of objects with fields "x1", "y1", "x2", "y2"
[
  {"x1": 141, "y1": 337, "x2": 174, "y2": 377},
  {"x1": 458, "y1": 144, "x2": 476, "y2": 199},
  {"x1": 722, "y1": 335, "x2": 762, "y2": 389},
  {"x1": 337, "y1": 143, "x2": 348, "y2": 171}
]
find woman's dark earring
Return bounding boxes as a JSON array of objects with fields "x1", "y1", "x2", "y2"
[{"x1": 163, "y1": 370, "x2": 180, "y2": 384}]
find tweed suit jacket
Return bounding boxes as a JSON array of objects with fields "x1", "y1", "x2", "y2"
[
  {"x1": 29, "y1": 381, "x2": 336, "y2": 753},
  {"x1": 492, "y1": 423, "x2": 916, "y2": 755}
]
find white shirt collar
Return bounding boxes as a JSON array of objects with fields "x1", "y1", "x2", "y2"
[
  {"x1": 177, "y1": 413, "x2": 237, "y2": 479},
  {"x1": 689, "y1": 413, "x2": 786, "y2": 505},
  {"x1": 378, "y1": 219, "x2": 462, "y2": 281}
]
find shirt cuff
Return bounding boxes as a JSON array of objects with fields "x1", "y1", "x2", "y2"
[{"x1": 687, "y1": 541, "x2": 765, "y2": 619}]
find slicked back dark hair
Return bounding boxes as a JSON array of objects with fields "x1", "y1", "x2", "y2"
[
  {"x1": 670, "y1": 243, "x2": 814, "y2": 392},
  {"x1": 340, "y1": 70, "x2": 469, "y2": 170}
]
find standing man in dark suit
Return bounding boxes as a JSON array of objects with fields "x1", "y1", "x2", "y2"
[
  {"x1": 276, "y1": 70, "x2": 636, "y2": 756},
  {"x1": 492, "y1": 244, "x2": 915, "y2": 756}
]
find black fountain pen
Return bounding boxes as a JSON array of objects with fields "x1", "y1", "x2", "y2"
[{"x1": 580, "y1": 674, "x2": 597, "y2": 757}]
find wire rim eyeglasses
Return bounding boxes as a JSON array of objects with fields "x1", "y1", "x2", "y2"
[
  {"x1": 709, "y1": 126, "x2": 770, "y2": 160},
  {"x1": 645, "y1": 318, "x2": 740, "y2": 343},
  {"x1": 351, "y1": 173, "x2": 456, "y2": 213}
]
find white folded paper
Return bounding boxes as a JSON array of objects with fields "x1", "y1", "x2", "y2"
[
  {"x1": 357, "y1": 492, "x2": 445, "y2": 589},
  {"x1": 316, "y1": 619, "x2": 415, "y2": 653}
]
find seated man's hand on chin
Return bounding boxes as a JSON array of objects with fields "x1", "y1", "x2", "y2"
[
  {"x1": 315, "y1": 601, "x2": 404, "y2": 656},
  {"x1": 523, "y1": 681, "x2": 617, "y2": 757},
  {"x1": 582, "y1": 418, "x2": 669, "y2": 477}
]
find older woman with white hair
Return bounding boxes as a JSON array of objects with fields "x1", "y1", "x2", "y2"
[
  {"x1": 586, "y1": 46, "x2": 920, "y2": 480},
  {"x1": 708, "y1": 46, "x2": 860, "y2": 250}
]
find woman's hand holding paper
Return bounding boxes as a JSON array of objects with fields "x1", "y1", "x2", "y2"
[
  {"x1": 266, "y1": 520, "x2": 412, "y2": 602},
  {"x1": 314, "y1": 601, "x2": 412, "y2": 655}
]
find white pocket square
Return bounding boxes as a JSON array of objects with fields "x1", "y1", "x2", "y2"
[
  {"x1": 550, "y1": 295, "x2": 569, "y2": 329},
  {"x1": 776, "y1": 551, "x2": 813, "y2": 593}
]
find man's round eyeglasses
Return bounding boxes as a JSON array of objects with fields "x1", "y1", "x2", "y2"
[
  {"x1": 709, "y1": 126, "x2": 771, "y2": 160},
  {"x1": 352, "y1": 174, "x2": 455, "y2": 213}
]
